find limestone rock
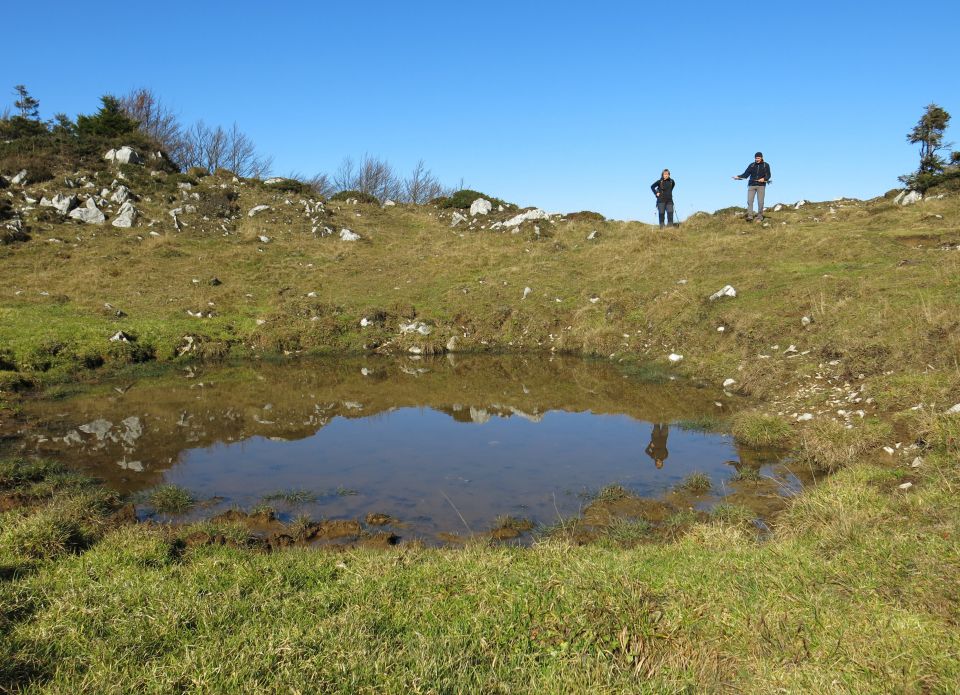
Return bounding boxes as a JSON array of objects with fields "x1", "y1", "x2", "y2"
[
  {"x1": 110, "y1": 185, "x2": 132, "y2": 204},
  {"x1": 383, "y1": 199, "x2": 396, "y2": 207},
  {"x1": 503, "y1": 208, "x2": 549, "y2": 228},
  {"x1": 111, "y1": 201, "x2": 138, "y2": 228},
  {"x1": 722, "y1": 378, "x2": 736, "y2": 388},
  {"x1": 339, "y1": 228, "x2": 360, "y2": 241},
  {"x1": 400, "y1": 321, "x2": 432, "y2": 336},
  {"x1": 10, "y1": 170, "x2": 28, "y2": 185},
  {"x1": 895, "y1": 190, "x2": 922, "y2": 206},
  {"x1": 104, "y1": 146, "x2": 143, "y2": 165},
  {"x1": 450, "y1": 212, "x2": 468, "y2": 227},
  {"x1": 248, "y1": 205, "x2": 271, "y2": 217},
  {"x1": 68, "y1": 197, "x2": 105, "y2": 225},
  {"x1": 708, "y1": 285, "x2": 737, "y2": 301},
  {"x1": 469, "y1": 198, "x2": 492, "y2": 216},
  {"x1": 946, "y1": 403, "x2": 960, "y2": 415},
  {"x1": 40, "y1": 193, "x2": 78, "y2": 215},
  {"x1": 668, "y1": 353, "x2": 683, "y2": 363},
  {"x1": 446, "y1": 335, "x2": 459, "y2": 352}
]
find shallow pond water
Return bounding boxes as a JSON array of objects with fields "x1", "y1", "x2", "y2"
[{"x1": 13, "y1": 355, "x2": 797, "y2": 542}]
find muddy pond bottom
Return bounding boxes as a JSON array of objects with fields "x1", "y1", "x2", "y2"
[{"x1": 19, "y1": 356, "x2": 797, "y2": 543}]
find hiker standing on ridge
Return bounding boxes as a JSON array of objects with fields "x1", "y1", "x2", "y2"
[
  {"x1": 732, "y1": 152, "x2": 772, "y2": 221},
  {"x1": 651, "y1": 169, "x2": 676, "y2": 229}
]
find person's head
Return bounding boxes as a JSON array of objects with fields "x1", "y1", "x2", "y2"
[
  {"x1": 662, "y1": 169, "x2": 671, "y2": 179},
  {"x1": 655, "y1": 459, "x2": 664, "y2": 469},
  {"x1": 754, "y1": 152, "x2": 763, "y2": 162}
]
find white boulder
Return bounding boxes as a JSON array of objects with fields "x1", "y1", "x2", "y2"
[
  {"x1": 10, "y1": 170, "x2": 28, "y2": 185},
  {"x1": 946, "y1": 403, "x2": 960, "y2": 415},
  {"x1": 383, "y1": 199, "x2": 396, "y2": 207},
  {"x1": 450, "y1": 212, "x2": 468, "y2": 227},
  {"x1": 263, "y1": 177, "x2": 285, "y2": 184},
  {"x1": 668, "y1": 353, "x2": 683, "y2": 363},
  {"x1": 248, "y1": 205, "x2": 271, "y2": 217},
  {"x1": 110, "y1": 185, "x2": 132, "y2": 204},
  {"x1": 111, "y1": 201, "x2": 138, "y2": 228},
  {"x1": 503, "y1": 208, "x2": 549, "y2": 228},
  {"x1": 794, "y1": 200, "x2": 807, "y2": 209},
  {"x1": 68, "y1": 197, "x2": 105, "y2": 224},
  {"x1": 469, "y1": 198, "x2": 492, "y2": 216},
  {"x1": 708, "y1": 285, "x2": 737, "y2": 301},
  {"x1": 722, "y1": 378, "x2": 736, "y2": 388},
  {"x1": 40, "y1": 193, "x2": 78, "y2": 215},
  {"x1": 895, "y1": 190, "x2": 922, "y2": 206},
  {"x1": 400, "y1": 321, "x2": 432, "y2": 336},
  {"x1": 339, "y1": 228, "x2": 360, "y2": 241},
  {"x1": 104, "y1": 146, "x2": 142, "y2": 165}
]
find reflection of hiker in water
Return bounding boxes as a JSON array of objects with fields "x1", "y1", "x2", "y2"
[{"x1": 645, "y1": 423, "x2": 669, "y2": 469}]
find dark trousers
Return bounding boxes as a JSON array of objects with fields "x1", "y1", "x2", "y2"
[{"x1": 657, "y1": 201, "x2": 674, "y2": 228}]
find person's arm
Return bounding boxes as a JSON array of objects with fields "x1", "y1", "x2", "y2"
[
  {"x1": 651, "y1": 180, "x2": 660, "y2": 196},
  {"x1": 733, "y1": 164, "x2": 752, "y2": 180},
  {"x1": 763, "y1": 163, "x2": 771, "y2": 183}
]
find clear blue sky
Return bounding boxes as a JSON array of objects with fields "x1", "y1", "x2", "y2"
[{"x1": 10, "y1": 1, "x2": 959, "y2": 220}]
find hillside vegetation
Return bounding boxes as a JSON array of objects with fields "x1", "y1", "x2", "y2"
[{"x1": 1, "y1": 136, "x2": 960, "y2": 692}]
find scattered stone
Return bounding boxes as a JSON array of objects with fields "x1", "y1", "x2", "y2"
[
  {"x1": 450, "y1": 212, "x2": 468, "y2": 227},
  {"x1": 446, "y1": 336, "x2": 459, "y2": 352},
  {"x1": 111, "y1": 201, "x2": 137, "y2": 228},
  {"x1": 109, "y1": 331, "x2": 132, "y2": 343},
  {"x1": 469, "y1": 198, "x2": 492, "y2": 216},
  {"x1": 668, "y1": 353, "x2": 683, "y2": 363},
  {"x1": 339, "y1": 228, "x2": 361, "y2": 241},
  {"x1": 772, "y1": 204, "x2": 783, "y2": 212},
  {"x1": 882, "y1": 446, "x2": 895, "y2": 455},
  {"x1": 801, "y1": 316, "x2": 812, "y2": 327},
  {"x1": 263, "y1": 177, "x2": 285, "y2": 184},
  {"x1": 722, "y1": 378, "x2": 736, "y2": 388},
  {"x1": 400, "y1": 321, "x2": 432, "y2": 336},
  {"x1": 911, "y1": 457, "x2": 923, "y2": 468},
  {"x1": 717, "y1": 326, "x2": 726, "y2": 332},
  {"x1": 794, "y1": 200, "x2": 807, "y2": 209},
  {"x1": 10, "y1": 170, "x2": 27, "y2": 185},
  {"x1": 248, "y1": 205, "x2": 271, "y2": 217},
  {"x1": 796, "y1": 413, "x2": 813, "y2": 421},
  {"x1": 708, "y1": 285, "x2": 737, "y2": 301},
  {"x1": 946, "y1": 403, "x2": 960, "y2": 415},
  {"x1": 587, "y1": 230, "x2": 598, "y2": 240},
  {"x1": 68, "y1": 197, "x2": 105, "y2": 224},
  {"x1": 898, "y1": 482, "x2": 913, "y2": 490},
  {"x1": 257, "y1": 235, "x2": 271, "y2": 244},
  {"x1": 522, "y1": 286, "x2": 532, "y2": 300}
]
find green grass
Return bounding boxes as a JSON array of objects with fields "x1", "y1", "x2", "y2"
[
  {"x1": 262, "y1": 489, "x2": 318, "y2": 504},
  {"x1": 675, "y1": 472, "x2": 712, "y2": 494},
  {"x1": 732, "y1": 411, "x2": 793, "y2": 447},
  {"x1": 146, "y1": 485, "x2": 194, "y2": 514}
]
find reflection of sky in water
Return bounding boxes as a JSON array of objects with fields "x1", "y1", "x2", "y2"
[{"x1": 165, "y1": 407, "x2": 747, "y2": 534}]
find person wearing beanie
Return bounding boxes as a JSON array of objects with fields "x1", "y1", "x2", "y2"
[
  {"x1": 650, "y1": 168, "x2": 676, "y2": 229},
  {"x1": 732, "y1": 152, "x2": 772, "y2": 221}
]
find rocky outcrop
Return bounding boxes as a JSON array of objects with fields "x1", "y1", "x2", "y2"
[
  {"x1": 111, "y1": 201, "x2": 138, "y2": 228},
  {"x1": 104, "y1": 146, "x2": 143, "y2": 165},
  {"x1": 68, "y1": 197, "x2": 105, "y2": 224}
]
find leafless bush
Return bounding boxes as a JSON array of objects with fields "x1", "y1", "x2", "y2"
[
  {"x1": 180, "y1": 121, "x2": 272, "y2": 178},
  {"x1": 120, "y1": 88, "x2": 186, "y2": 163},
  {"x1": 404, "y1": 159, "x2": 445, "y2": 204},
  {"x1": 304, "y1": 172, "x2": 335, "y2": 198}
]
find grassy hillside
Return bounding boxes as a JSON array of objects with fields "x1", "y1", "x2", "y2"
[{"x1": 2, "y1": 150, "x2": 960, "y2": 692}]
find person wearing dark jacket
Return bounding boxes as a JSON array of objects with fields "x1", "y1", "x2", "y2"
[
  {"x1": 651, "y1": 169, "x2": 676, "y2": 229},
  {"x1": 732, "y1": 152, "x2": 772, "y2": 221}
]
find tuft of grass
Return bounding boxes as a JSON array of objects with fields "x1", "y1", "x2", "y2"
[
  {"x1": 732, "y1": 411, "x2": 793, "y2": 448},
  {"x1": 595, "y1": 518, "x2": 652, "y2": 548},
  {"x1": 798, "y1": 418, "x2": 894, "y2": 473},
  {"x1": 334, "y1": 486, "x2": 358, "y2": 497},
  {"x1": 582, "y1": 484, "x2": 631, "y2": 503},
  {"x1": 731, "y1": 466, "x2": 763, "y2": 483},
  {"x1": 1, "y1": 508, "x2": 85, "y2": 559},
  {"x1": 147, "y1": 485, "x2": 194, "y2": 515},
  {"x1": 676, "y1": 472, "x2": 712, "y2": 494},
  {"x1": 676, "y1": 414, "x2": 729, "y2": 433},
  {"x1": 491, "y1": 515, "x2": 534, "y2": 533},
  {"x1": 262, "y1": 489, "x2": 318, "y2": 505},
  {"x1": 710, "y1": 503, "x2": 755, "y2": 525}
]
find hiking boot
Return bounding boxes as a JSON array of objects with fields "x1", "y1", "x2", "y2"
[{"x1": 745, "y1": 215, "x2": 754, "y2": 222}]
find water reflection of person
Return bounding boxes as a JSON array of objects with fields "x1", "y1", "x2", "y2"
[{"x1": 645, "y1": 423, "x2": 669, "y2": 469}]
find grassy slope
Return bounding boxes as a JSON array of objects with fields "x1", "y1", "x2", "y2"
[{"x1": 2, "y1": 167, "x2": 960, "y2": 692}]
